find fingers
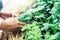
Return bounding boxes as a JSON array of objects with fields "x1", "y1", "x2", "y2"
[
  {"x1": 0, "y1": 12, "x2": 12, "y2": 17},
  {"x1": 0, "y1": 12, "x2": 17, "y2": 19},
  {"x1": 2, "y1": 12, "x2": 17, "y2": 17},
  {"x1": 18, "y1": 21, "x2": 25, "y2": 26},
  {"x1": 1, "y1": 15, "x2": 7, "y2": 20},
  {"x1": 2, "y1": 13, "x2": 12, "y2": 17},
  {"x1": 0, "y1": 12, "x2": 12, "y2": 19}
]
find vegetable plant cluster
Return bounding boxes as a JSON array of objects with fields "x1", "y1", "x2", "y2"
[{"x1": 18, "y1": 0, "x2": 60, "y2": 40}]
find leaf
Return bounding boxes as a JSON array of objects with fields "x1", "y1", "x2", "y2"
[
  {"x1": 54, "y1": 2, "x2": 60, "y2": 9},
  {"x1": 41, "y1": 23, "x2": 49, "y2": 30},
  {"x1": 48, "y1": 32, "x2": 60, "y2": 40},
  {"x1": 32, "y1": 2, "x2": 46, "y2": 8},
  {"x1": 49, "y1": 24, "x2": 58, "y2": 30},
  {"x1": 46, "y1": 15, "x2": 58, "y2": 23},
  {"x1": 50, "y1": 2, "x2": 60, "y2": 16},
  {"x1": 18, "y1": 13, "x2": 32, "y2": 22}
]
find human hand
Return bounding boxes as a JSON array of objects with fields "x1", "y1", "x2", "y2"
[
  {"x1": 0, "y1": 12, "x2": 16, "y2": 19},
  {"x1": 1, "y1": 18, "x2": 25, "y2": 32}
]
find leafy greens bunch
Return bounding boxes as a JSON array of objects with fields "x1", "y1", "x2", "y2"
[{"x1": 18, "y1": 0, "x2": 60, "y2": 40}]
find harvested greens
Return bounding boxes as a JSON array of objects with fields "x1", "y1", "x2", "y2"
[{"x1": 18, "y1": 0, "x2": 60, "y2": 40}]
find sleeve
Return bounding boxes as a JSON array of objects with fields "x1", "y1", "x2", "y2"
[{"x1": 0, "y1": 0, "x2": 3, "y2": 10}]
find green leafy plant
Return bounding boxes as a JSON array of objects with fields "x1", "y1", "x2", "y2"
[
  {"x1": 20, "y1": 22, "x2": 41, "y2": 40},
  {"x1": 18, "y1": 0, "x2": 60, "y2": 40},
  {"x1": 18, "y1": 13, "x2": 33, "y2": 22}
]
